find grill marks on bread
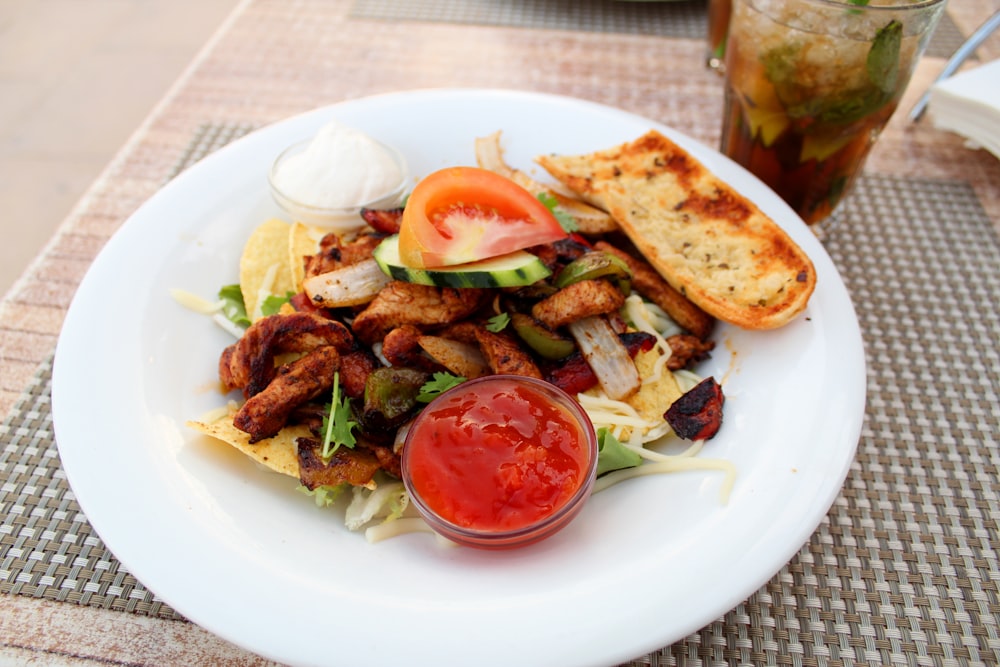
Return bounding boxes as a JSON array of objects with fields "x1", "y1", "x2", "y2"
[{"x1": 537, "y1": 130, "x2": 816, "y2": 330}]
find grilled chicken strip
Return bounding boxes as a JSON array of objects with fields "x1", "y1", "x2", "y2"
[
  {"x1": 361, "y1": 208, "x2": 404, "y2": 235},
  {"x1": 303, "y1": 231, "x2": 385, "y2": 280},
  {"x1": 233, "y1": 345, "x2": 341, "y2": 443},
  {"x1": 594, "y1": 240, "x2": 715, "y2": 340},
  {"x1": 473, "y1": 327, "x2": 542, "y2": 378},
  {"x1": 417, "y1": 335, "x2": 491, "y2": 379},
  {"x1": 219, "y1": 311, "x2": 355, "y2": 397},
  {"x1": 338, "y1": 347, "x2": 380, "y2": 399},
  {"x1": 665, "y1": 334, "x2": 715, "y2": 370},
  {"x1": 531, "y1": 278, "x2": 625, "y2": 331},
  {"x1": 351, "y1": 281, "x2": 488, "y2": 345},
  {"x1": 382, "y1": 324, "x2": 440, "y2": 371}
]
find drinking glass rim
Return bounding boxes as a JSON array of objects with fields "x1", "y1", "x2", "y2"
[{"x1": 787, "y1": 0, "x2": 947, "y2": 13}]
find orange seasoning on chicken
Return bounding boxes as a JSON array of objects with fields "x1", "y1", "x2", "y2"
[{"x1": 402, "y1": 376, "x2": 598, "y2": 549}]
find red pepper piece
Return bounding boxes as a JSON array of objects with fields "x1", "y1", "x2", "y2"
[
  {"x1": 361, "y1": 207, "x2": 404, "y2": 234},
  {"x1": 664, "y1": 377, "x2": 724, "y2": 440},
  {"x1": 544, "y1": 331, "x2": 655, "y2": 395},
  {"x1": 289, "y1": 291, "x2": 332, "y2": 317}
]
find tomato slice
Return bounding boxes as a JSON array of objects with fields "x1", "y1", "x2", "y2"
[{"x1": 397, "y1": 166, "x2": 567, "y2": 268}]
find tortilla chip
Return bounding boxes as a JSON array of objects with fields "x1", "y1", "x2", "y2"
[
  {"x1": 239, "y1": 218, "x2": 297, "y2": 321},
  {"x1": 289, "y1": 222, "x2": 324, "y2": 291},
  {"x1": 187, "y1": 406, "x2": 310, "y2": 478},
  {"x1": 627, "y1": 348, "x2": 683, "y2": 424}
]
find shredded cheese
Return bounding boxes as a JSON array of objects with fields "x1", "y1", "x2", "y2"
[
  {"x1": 252, "y1": 262, "x2": 280, "y2": 321},
  {"x1": 593, "y1": 456, "x2": 737, "y2": 504},
  {"x1": 623, "y1": 294, "x2": 676, "y2": 387},
  {"x1": 211, "y1": 313, "x2": 246, "y2": 339},
  {"x1": 673, "y1": 369, "x2": 704, "y2": 393},
  {"x1": 577, "y1": 391, "x2": 659, "y2": 447},
  {"x1": 365, "y1": 517, "x2": 436, "y2": 543},
  {"x1": 169, "y1": 288, "x2": 223, "y2": 314},
  {"x1": 571, "y1": 295, "x2": 737, "y2": 504},
  {"x1": 170, "y1": 288, "x2": 244, "y2": 338}
]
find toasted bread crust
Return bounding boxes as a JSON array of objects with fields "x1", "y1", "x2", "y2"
[{"x1": 536, "y1": 130, "x2": 816, "y2": 330}]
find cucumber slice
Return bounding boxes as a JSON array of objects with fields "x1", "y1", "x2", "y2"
[{"x1": 373, "y1": 235, "x2": 551, "y2": 288}]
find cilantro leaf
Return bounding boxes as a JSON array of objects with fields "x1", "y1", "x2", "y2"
[
  {"x1": 321, "y1": 372, "x2": 357, "y2": 460},
  {"x1": 417, "y1": 372, "x2": 466, "y2": 403},
  {"x1": 486, "y1": 312, "x2": 510, "y2": 332},
  {"x1": 537, "y1": 192, "x2": 579, "y2": 233},
  {"x1": 217, "y1": 284, "x2": 250, "y2": 328}
]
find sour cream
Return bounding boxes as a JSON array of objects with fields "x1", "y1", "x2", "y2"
[{"x1": 270, "y1": 120, "x2": 406, "y2": 215}]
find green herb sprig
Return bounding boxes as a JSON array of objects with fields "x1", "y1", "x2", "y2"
[{"x1": 321, "y1": 372, "x2": 357, "y2": 460}]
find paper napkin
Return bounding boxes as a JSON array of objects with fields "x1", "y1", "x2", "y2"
[{"x1": 928, "y1": 59, "x2": 1000, "y2": 160}]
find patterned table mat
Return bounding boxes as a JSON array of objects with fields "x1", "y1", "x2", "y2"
[
  {"x1": 2, "y1": 124, "x2": 998, "y2": 666},
  {"x1": 349, "y1": 0, "x2": 969, "y2": 59}
]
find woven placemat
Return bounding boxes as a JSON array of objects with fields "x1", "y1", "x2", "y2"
[
  {"x1": 351, "y1": 0, "x2": 710, "y2": 39},
  {"x1": 349, "y1": 0, "x2": 967, "y2": 58},
  {"x1": 2, "y1": 124, "x2": 997, "y2": 665}
]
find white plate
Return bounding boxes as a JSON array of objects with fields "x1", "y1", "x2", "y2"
[{"x1": 53, "y1": 89, "x2": 865, "y2": 667}]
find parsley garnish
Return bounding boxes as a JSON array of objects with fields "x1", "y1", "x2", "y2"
[
  {"x1": 486, "y1": 312, "x2": 510, "y2": 332},
  {"x1": 417, "y1": 372, "x2": 466, "y2": 403},
  {"x1": 321, "y1": 372, "x2": 357, "y2": 460}
]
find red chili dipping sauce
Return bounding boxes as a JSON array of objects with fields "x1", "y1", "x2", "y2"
[{"x1": 402, "y1": 375, "x2": 597, "y2": 549}]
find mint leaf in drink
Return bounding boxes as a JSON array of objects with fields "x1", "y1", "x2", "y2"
[
  {"x1": 762, "y1": 43, "x2": 799, "y2": 91},
  {"x1": 867, "y1": 20, "x2": 902, "y2": 93},
  {"x1": 791, "y1": 87, "x2": 885, "y2": 125},
  {"x1": 777, "y1": 20, "x2": 902, "y2": 127}
]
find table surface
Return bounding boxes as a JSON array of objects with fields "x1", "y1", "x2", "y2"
[{"x1": 1, "y1": 0, "x2": 998, "y2": 665}]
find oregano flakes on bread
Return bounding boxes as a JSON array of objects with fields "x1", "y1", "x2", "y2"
[{"x1": 536, "y1": 130, "x2": 816, "y2": 330}]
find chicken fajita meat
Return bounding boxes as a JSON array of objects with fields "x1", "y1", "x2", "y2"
[
  {"x1": 212, "y1": 220, "x2": 721, "y2": 494},
  {"x1": 351, "y1": 281, "x2": 490, "y2": 345},
  {"x1": 219, "y1": 311, "x2": 355, "y2": 397},
  {"x1": 303, "y1": 230, "x2": 386, "y2": 280},
  {"x1": 234, "y1": 344, "x2": 341, "y2": 443}
]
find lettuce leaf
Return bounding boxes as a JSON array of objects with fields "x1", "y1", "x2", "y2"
[
  {"x1": 596, "y1": 428, "x2": 642, "y2": 476},
  {"x1": 218, "y1": 284, "x2": 250, "y2": 328}
]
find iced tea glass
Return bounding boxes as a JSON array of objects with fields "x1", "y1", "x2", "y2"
[{"x1": 719, "y1": 0, "x2": 946, "y2": 229}]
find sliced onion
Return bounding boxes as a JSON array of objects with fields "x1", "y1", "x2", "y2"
[
  {"x1": 303, "y1": 258, "x2": 391, "y2": 308},
  {"x1": 475, "y1": 131, "x2": 617, "y2": 234},
  {"x1": 567, "y1": 316, "x2": 641, "y2": 401}
]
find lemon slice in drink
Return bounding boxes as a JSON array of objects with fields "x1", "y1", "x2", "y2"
[
  {"x1": 800, "y1": 133, "x2": 855, "y2": 163},
  {"x1": 745, "y1": 106, "x2": 790, "y2": 146},
  {"x1": 738, "y1": 81, "x2": 789, "y2": 147}
]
